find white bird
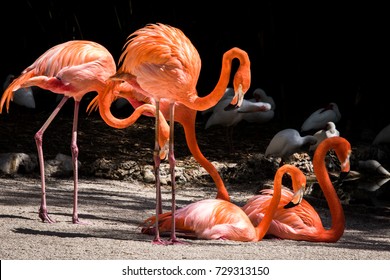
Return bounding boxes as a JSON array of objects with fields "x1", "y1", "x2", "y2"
[
  {"x1": 301, "y1": 102, "x2": 341, "y2": 132},
  {"x1": 243, "y1": 88, "x2": 275, "y2": 123},
  {"x1": 265, "y1": 128, "x2": 317, "y2": 165},
  {"x1": 250, "y1": 88, "x2": 276, "y2": 110},
  {"x1": 309, "y1": 121, "x2": 340, "y2": 152},
  {"x1": 205, "y1": 88, "x2": 272, "y2": 129},
  {"x1": 373, "y1": 123, "x2": 390, "y2": 145},
  {"x1": 3, "y1": 74, "x2": 35, "y2": 109},
  {"x1": 205, "y1": 88, "x2": 272, "y2": 152}
]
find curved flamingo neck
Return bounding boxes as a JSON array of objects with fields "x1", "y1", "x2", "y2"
[
  {"x1": 185, "y1": 48, "x2": 251, "y2": 111},
  {"x1": 254, "y1": 165, "x2": 288, "y2": 240},
  {"x1": 179, "y1": 111, "x2": 230, "y2": 201},
  {"x1": 313, "y1": 140, "x2": 345, "y2": 242}
]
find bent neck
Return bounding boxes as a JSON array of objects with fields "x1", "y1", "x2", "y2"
[
  {"x1": 185, "y1": 48, "x2": 250, "y2": 111},
  {"x1": 254, "y1": 165, "x2": 290, "y2": 240},
  {"x1": 313, "y1": 140, "x2": 345, "y2": 241}
]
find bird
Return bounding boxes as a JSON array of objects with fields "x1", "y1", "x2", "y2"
[
  {"x1": 0, "y1": 40, "x2": 117, "y2": 224},
  {"x1": 141, "y1": 164, "x2": 307, "y2": 242},
  {"x1": 301, "y1": 102, "x2": 341, "y2": 132},
  {"x1": 373, "y1": 123, "x2": 390, "y2": 145},
  {"x1": 242, "y1": 136, "x2": 352, "y2": 242},
  {"x1": 265, "y1": 128, "x2": 317, "y2": 166},
  {"x1": 3, "y1": 74, "x2": 35, "y2": 109},
  {"x1": 204, "y1": 87, "x2": 272, "y2": 152},
  {"x1": 107, "y1": 23, "x2": 251, "y2": 244},
  {"x1": 309, "y1": 121, "x2": 340, "y2": 152},
  {"x1": 249, "y1": 88, "x2": 276, "y2": 110},
  {"x1": 87, "y1": 78, "x2": 230, "y2": 203}
]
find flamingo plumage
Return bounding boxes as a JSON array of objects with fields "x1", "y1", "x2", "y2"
[
  {"x1": 103, "y1": 23, "x2": 251, "y2": 244},
  {"x1": 242, "y1": 136, "x2": 351, "y2": 242},
  {"x1": 0, "y1": 40, "x2": 116, "y2": 224},
  {"x1": 141, "y1": 164, "x2": 307, "y2": 242}
]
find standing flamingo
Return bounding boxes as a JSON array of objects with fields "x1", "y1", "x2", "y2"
[
  {"x1": 87, "y1": 78, "x2": 230, "y2": 203},
  {"x1": 242, "y1": 136, "x2": 351, "y2": 242},
  {"x1": 141, "y1": 164, "x2": 307, "y2": 242},
  {"x1": 109, "y1": 23, "x2": 251, "y2": 244},
  {"x1": 0, "y1": 40, "x2": 117, "y2": 224}
]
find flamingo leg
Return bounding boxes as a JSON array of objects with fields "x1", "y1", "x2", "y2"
[
  {"x1": 167, "y1": 103, "x2": 185, "y2": 244},
  {"x1": 70, "y1": 100, "x2": 86, "y2": 224},
  {"x1": 35, "y1": 95, "x2": 69, "y2": 223},
  {"x1": 152, "y1": 100, "x2": 167, "y2": 245}
]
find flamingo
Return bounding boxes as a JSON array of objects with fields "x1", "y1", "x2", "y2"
[
  {"x1": 301, "y1": 102, "x2": 341, "y2": 132},
  {"x1": 204, "y1": 87, "x2": 272, "y2": 152},
  {"x1": 87, "y1": 78, "x2": 230, "y2": 202},
  {"x1": 141, "y1": 164, "x2": 307, "y2": 242},
  {"x1": 265, "y1": 128, "x2": 317, "y2": 166},
  {"x1": 0, "y1": 40, "x2": 117, "y2": 224},
  {"x1": 104, "y1": 23, "x2": 251, "y2": 244},
  {"x1": 242, "y1": 136, "x2": 351, "y2": 242}
]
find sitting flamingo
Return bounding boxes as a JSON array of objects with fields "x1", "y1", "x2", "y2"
[
  {"x1": 141, "y1": 164, "x2": 307, "y2": 242},
  {"x1": 242, "y1": 136, "x2": 351, "y2": 242}
]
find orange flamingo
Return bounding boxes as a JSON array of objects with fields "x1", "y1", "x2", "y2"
[
  {"x1": 110, "y1": 23, "x2": 251, "y2": 244},
  {"x1": 0, "y1": 40, "x2": 117, "y2": 224},
  {"x1": 87, "y1": 78, "x2": 230, "y2": 203},
  {"x1": 242, "y1": 136, "x2": 351, "y2": 242},
  {"x1": 141, "y1": 164, "x2": 306, "y2": 242}
]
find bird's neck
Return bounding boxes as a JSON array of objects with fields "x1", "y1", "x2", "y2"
[{"x1": 313, "y1": 145, "x2": 345, "y2": 241}]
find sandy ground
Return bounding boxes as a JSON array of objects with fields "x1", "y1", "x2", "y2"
[{"x1": 1, "y1": 175, "x2": 389, "y2": 260}]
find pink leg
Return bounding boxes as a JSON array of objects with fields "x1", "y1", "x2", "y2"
[
  {"x1": 152, "y1": 101, "x2": 168, "y2": 245},
  {"x1": 167, "y1": 103, "x2": 185, "y2": 245},
  {"x1": 71, "y1": 101, "x2": 86, "y2": 224},
  {"x1": 35, "y1": 96, "x2": 69, "y2": 223}
]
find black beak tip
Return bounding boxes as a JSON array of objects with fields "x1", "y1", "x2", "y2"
[{"x1": 284, "y1": 201, "x2": 298, "y2": 209}]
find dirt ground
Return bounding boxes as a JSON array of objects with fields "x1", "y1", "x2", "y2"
[{"x1": 1, "y1": 102, "x2": 390, "y2": 260}]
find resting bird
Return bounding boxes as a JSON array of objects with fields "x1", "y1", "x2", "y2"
[
  {"x1": 265, "y1": 128, "x2": 317, "y2": 165},
  {"x1": 141, "y1": 164, "x2": 307, "y2": 242},
  {"x1": 301, "y1": 102, "x2": 341, "y2": 132},
  {"x1": 243, "y1": 136, "x2": 351, "y2": 242},
  {"x1": 240, "y1": 89, "x2": 275, "y2": 124},
  {"x1": 205, "y1": 87, "x2": 272, "y2": 152},
  {"x1": 309, "y1": 121, "x2": 340, "y2": 152}
]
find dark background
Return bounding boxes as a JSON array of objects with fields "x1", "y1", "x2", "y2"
[{"x1": 1, "y1": 0, "x2": 389, "y2": 141}]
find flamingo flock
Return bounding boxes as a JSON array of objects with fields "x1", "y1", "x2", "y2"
[{"x1": 1, "y1": 23, "x2": 355, "y2": 245}]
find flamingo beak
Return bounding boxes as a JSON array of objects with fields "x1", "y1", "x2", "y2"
[
  {"x1": 224, "y1": 84, "x2": 244, "y2": 111},
  {"x1": 284, "y1": 185, "x2": 305, "y2": 209}
]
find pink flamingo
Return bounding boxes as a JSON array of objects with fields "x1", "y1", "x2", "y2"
[
  {"x1": 141, "y1": 164, "x2": 307, "y2": 242},
  {"x1": 103, "y1": 23, "x2": 251, "y2": 244},
  {"x1": 0, "y1": 40, "x2": 116, "y2": 224},
  {"x1": 242, "y1": 136, "x2": 351, "y2": 242}
]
